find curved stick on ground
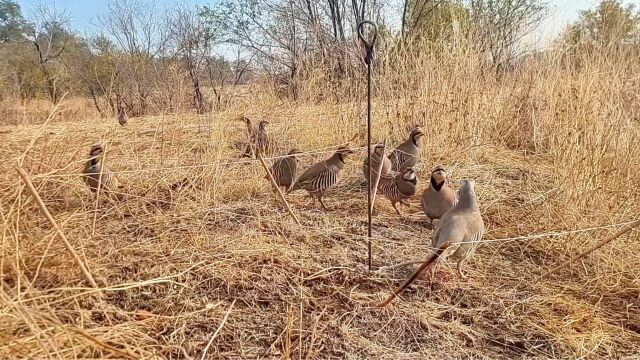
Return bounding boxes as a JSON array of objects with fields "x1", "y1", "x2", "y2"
[
  {"x1": 378, "y1": 242, "x2": 449, "y2": 307},
  {"x1": 16, "y1": 165, "x2": 100, "y2": 289}
]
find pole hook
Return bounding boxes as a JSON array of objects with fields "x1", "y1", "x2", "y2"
[{"x1": 357, "y1": 21, "x2": 378, "y2": 65}]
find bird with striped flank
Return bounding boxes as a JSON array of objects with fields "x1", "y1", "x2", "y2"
[
  {"x1": 288, "y1": 145, "x2": 355, "y2": 210},
  {"x1": 377, "y1": 168, "x2": 418, "y2": 215},
  {"x1": 83, "y1": 144, "x2": 113, "y2": 194},
  {"x1": 362, "y1": 143, "x2": 392, "y2": 185},
  {"x1": 421, "y1": 165, "x2": 458, "y2": 229},
  {"x1": 428, "y1": 179, "x2": 484, "y2": 280},
  {"x1": 268, "y1": 148, "x2": 302, "y2": 192},
  {"x1": 389, "y1": 126, "x2": 424, "y2": 171}
]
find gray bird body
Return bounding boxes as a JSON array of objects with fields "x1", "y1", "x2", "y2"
[
  {"x1": 389, "y1": 127, "x2": 424, "y2": 171},
  {"x1": 362, "y1": 144, "x2": 392, "y2": 181},
  {"x1": 378, "y1": 168, "x2": 417, "y2": 214},
  {"x1": 430, "y1": 180, "x2": 484, "y2": 279},
  {"x1": 117, "y1": 108, "x2": 128, "y2": 126},
  {"x1": 269, "y1": 149, "x2": 301, "y2": 191},
  {"x1": 289, "y1": 146, "x2": 354, "y2": 210},
  {"x1": 421, "y1": 166, "x2": 458, "y2": 227},
  {"x1": 83, "y1": 145, "x2": 112, "y2": 193}
]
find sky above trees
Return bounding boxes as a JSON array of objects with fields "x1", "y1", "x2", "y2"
[{"x1": 13, "y1": 0, "x2": 638, "y2": 47}]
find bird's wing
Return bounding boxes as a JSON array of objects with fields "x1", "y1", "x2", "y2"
[{"x1": 295, "y1": 161, "x2": 328, "y2": 185}]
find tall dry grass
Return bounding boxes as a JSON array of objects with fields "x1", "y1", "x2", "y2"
[{"x1": 0, "y1": 39, "x2": 639, "y2": 359}]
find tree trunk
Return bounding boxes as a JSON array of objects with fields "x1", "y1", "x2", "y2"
[
  {"x1": 89, "y1": 87, "x2": 105, "y2": 117},
  {"x1": 188, "y1": 63, "x2": 206, "y2": 113},
  {"x1": 41, "y1": 66, "x2": 58, "y2": 104}
]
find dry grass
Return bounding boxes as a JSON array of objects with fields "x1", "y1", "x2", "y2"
[{"x1": 1, "y1": 45, "x2": 639, "y2": 359}]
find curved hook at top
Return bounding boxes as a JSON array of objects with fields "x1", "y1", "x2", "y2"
[{"x1": 357, "y1": 20, "x2": 378, "y2": 64}]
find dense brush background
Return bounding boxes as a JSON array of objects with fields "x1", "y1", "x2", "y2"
[{"x1": 1, "y1": 0, "x2": 639, "y2": 358}]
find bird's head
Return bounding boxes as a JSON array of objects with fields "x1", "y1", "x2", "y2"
[
  {"x1": 288, "y1": 148, "x2": 303, "y2": 163},
  {"x1": 258, "y1": 120, "x2": 269, "y2": 129},
  {"x1": 410, "y1": 126, "x2": 425, "y2": 143},
  {"x1": 431, "y1": 165, "x2": 447, "y2": 182},
  {"x1": 373, "y1": 144, "x2": 385, "y2": 156},
  {"x1": 335, "y1": 145, "x2": 355, "y2": 162},
  {"x1": 458, "y1": 179, "x2": 478, "y2": 205},
  {"x1": 89, "y1": 144, "x2": 104, "y2": 158},
  {"x1": 401, "y1": 167, "x2": 417, "y2": 184}
]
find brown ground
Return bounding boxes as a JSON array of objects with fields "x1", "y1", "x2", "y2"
[{"x1": 1, "y1": 92, "x2": 639, "y2": 359}]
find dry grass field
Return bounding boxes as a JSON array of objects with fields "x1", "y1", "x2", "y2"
[{"x1": 1, "y1": 47, "x2": 639, "y2": 359}]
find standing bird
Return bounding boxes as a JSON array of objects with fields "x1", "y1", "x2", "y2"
[
  {"x1": 389, "y1": 126, "x2": 424, "y2": 171},
  {"x1": 268, "y1": 148, "x2": 302, "y2": 192},
  {"x1": 83, "y1": 144, "x2": 113, "y2": 193},
  {"x1": 429, "y1": 179, "x2": 484, "y2": 280},
  {"x1": 117, "y1": 104, "x2": 128, "y2": 126},
  {"x1": 377, "y1": 168, "x2": 418, "y2": 215},
  {"x1": 378, "y1": 179, "x2": 484, "y2": 307},
  {"x1": 240, "y1": 116, "x2": 255, "y2": 158},
  {"x1": 362, "y1": 144, "x2": 392, "y2": 184},
  {"x1": 288, "y1": 146, "x2": 355, "y2": 210},
  {"x1": 421, "y1": 166, "x2": 458, "y2": 228},
  {"x1": 254, "y1": 120, "x2": 272, "y2": 156}
]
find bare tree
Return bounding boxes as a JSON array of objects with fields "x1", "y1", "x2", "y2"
[
  {"x1": 98, "y1": 0, "x2": 170, "y2": 115},
  {"x1": 169, "y1": 5, "x2": 215, "y2": 113},
  {"x1": 25, "y1": 5, "x2": 71, "y2": 103},
  {"x1": 469, "y1": 0, "x2": 548, "y2": 69}
]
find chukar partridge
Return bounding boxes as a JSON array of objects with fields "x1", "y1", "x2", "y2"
[
  {"x1": 289, "y1": 145, "x2": 355, "y2": 210},
  {"x1": 117, "y1": 105, "x2": 128, "y2": 126},
  {"x1": 268, "y1": 148, "x2": 302, "y2": 192},
  {"x1": 240, "y1": 116, "x2": 255, "y2": 158},
  {"x1": 83, "y1": 144, "x2": 112, "y2": 193},
  {"x1": 389, "y1": 126, "x2": 424, "y2": 171},
  {"x1": 378, "y1": 168, "x2": 418, "y2": 215},
  {"x1": 362, "y1": 143, "x2": 392, "y2": 185},
  {"x1": 254, "y1": 120, "x2": 271, "y2": 155},
  {"x1": 421, "y1": 166, "x2": 458, "y2": 228},
  {"x1": 429, "y1": 179, "x2": 484, "y2": 280}
]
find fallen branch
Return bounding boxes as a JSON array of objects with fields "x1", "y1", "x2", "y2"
[
  {"x1": 200, "y1": 299, "x2": 236, "y2": 360},
  {"x1": 16, "y1": 166, "x2": 99, "y2": 289},
  {"x1": 258, "y1": 153, "x2": 301, "y2": 225},
  {"x1": 378, "y1": 242, "x2": 450, "y2": 307}
]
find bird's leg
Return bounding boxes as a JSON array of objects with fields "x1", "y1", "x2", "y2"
[
  {"x1": 392, "y1": 202, "x2": 402, "y2": 215},
  {"x1": 429, "y1": 259, "x2": 439, "y2": 281},
  {"x1": 318, "y1": 194, "x2": 330, "y2": 211},
  {"x1": 456, "y1": 259, "x2": 467, "y2": 280},
  {"x1": 428, "y1": 218, "x2": 434, "y2": 230},
  {"x1": 418, "y1": 261, "x2": 436, "y2": 280}
]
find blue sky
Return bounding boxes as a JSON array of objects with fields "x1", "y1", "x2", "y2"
[{"x1": 14, "y1": 0, "x2": 638, "y2": 46}]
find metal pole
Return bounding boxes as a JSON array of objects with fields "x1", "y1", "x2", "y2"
[{"x1": 357, "y1": 21, "x2": 378, "y2": 270}]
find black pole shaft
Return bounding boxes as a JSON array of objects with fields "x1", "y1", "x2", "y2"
[
  {"x1": 367, "y1": 59, "x2": 372, "y2": 270},
  {"x1": 358, "y1": 20, "x2": 377, "y2": 271}
]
